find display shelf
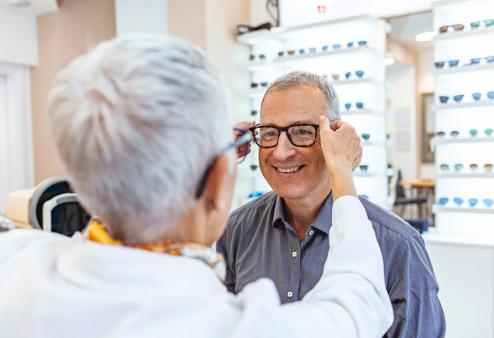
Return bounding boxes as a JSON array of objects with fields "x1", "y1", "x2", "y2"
[
  {"x1": 235, "y1": 16, "x2": 387, "y2": 208},
  {"x1": 434, "y1": 62, "x2": 494, "y2": 75},
  {"x1": 437, "y1": 173, "x2": 494, "y2": 178},
  {"x1": 433, "y1": 26, "x2": 494, "y2": 41},
  {"x1": 332, "y1": 78, "x2": 381, "y2": 86},
  {"x1": 353, "y1": 172, "x2": 380, "y2": 177},
  {"x1": 433, "y1": 136, "x2": 494, "y2": 145},
  {"x1": 340, "y1": 109, "x2": 384, "y2": 116},
  {"x1": 237, "y1": 15, "x2": 374, "y2": 45},
  {"x1": 361, "y1": 141, "x2": 385, "y2": 147},
  {"x1": 237, "y1": 29, "x2": 275, "y2": 45},
  {"x1": 431, "y1": 0, "x2": 472, "y2": 7},
  {"x1": 422, "y1": 229, "x2": 494, "y2": 249},
  {"x1": 433, "y1": 100, "x2": 494, "y2": 110},
  {"x1": 433, "y1": 204, "x2": 494, "y2": 214},
  {"x1": 273, "y1": 46, "x2": 378, "y2": 64}
]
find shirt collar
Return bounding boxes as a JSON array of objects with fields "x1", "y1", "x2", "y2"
[{"x1": 272, "y1": 193, "x2": 333, "y2": 235}]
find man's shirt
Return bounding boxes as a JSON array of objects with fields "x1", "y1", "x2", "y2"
[{"x1": 217, "y1": 192, "x2": 446, "y2": 338}]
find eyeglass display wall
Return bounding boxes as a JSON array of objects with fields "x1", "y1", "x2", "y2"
[
  {"x1": 234, "y1": 16, "x2": 388, "y2": 208},
  {"x1": 432, "y1": 0, "x2": 494, "y2": 236}
]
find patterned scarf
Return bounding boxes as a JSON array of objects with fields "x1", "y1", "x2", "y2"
[{"x1": 87, "y1": 219, "x2": 226, "y2": 281}]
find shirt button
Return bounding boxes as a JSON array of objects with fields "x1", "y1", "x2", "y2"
[
  {"x1": 291, "y1": 251, "x2": 298, "y2": 258},
  {"x1": 287, "y1": 291, "x2": 293, "y2": 298},
  {"x1": 308, "y1": 230, "x2": 314, "y2": 236}
]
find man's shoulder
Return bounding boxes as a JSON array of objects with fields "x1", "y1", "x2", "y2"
[
  {"x1": 358, "y1": 196, "x2": 422, "y2": 244},
  {"x1": 224, "y1": 192, "x2": 277, "y2": 237},
  {"x1": 230, "y1": 192, "x2": 277, "y2": 220}
]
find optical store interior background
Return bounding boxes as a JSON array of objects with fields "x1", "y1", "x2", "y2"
[{"x1": 1, "y1": 0, "x2": 493, "y2": 336}]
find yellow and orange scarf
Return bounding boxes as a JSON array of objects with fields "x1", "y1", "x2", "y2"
[{"x1": 87, "y1": 219, "x2": 226, "y2": 281}]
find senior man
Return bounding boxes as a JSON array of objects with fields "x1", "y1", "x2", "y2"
[{"x1": 217, "y1": 71, "x2": 446, "y2": 338}]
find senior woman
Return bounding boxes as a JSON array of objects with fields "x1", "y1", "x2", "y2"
[{"x1": 0, "y1": 35, "x2": 392, "y2": 337}]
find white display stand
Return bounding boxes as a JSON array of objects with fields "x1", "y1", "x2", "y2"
[
  {"x1": 423, "y1": 231, "x2": 494, "y2": 338},
  {"x1": 234, "y1": 16, "x2": 388, "y2": 208},
  {"x1": 432, "y1": 0, "x2": 494, "y2": 237}
]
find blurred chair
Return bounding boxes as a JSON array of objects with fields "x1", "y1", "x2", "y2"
[
  {"x1": 392, "y1": 169, "x2": 428, "y2": 219},
  {"x1": 5, "y1": 177, "x2": 90, "y2": 236}
]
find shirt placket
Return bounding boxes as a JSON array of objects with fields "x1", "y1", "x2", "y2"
[{"x1": 285, "y1": 222, "x2": 301, "y2": 303}]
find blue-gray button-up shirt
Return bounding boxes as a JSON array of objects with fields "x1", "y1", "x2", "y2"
[{"x1": 217, "y1": 192, "x2": 445, "y2": 338}]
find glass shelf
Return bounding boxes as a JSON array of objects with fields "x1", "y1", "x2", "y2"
[
  {"x1": 433, "y1": 26, "x2": 494, "y2": 41},
  {"x1": 237, "y1": 14, "x2": 374, "y2": 45},
  {"x1": 341, "y1": 109, "x2": 383, "y2": 116},
  {"x1": 437, "y1": 173, "x2": 494, "y2": 178},
  {"x1": 272, "y1": 46, "x2": 378, "y2": 64},
  {"x1": 433, "y1": 100, "x2": 494, "y2": 110},
  {"x1": 433, "y1": 137, "x2": 494, "y2": 145},
  {"x1": 354, "y1": 172, "x2": 379, "y2": 177},
  {"x1": 433, "y1": 205, "x2": 494, "y2": 214},
  {"x1": 332, "y1": 78, "x2": 381, "y2": 86},
  {"x1": 434, "y1": 62, "x2": 494, "y2": 75}
]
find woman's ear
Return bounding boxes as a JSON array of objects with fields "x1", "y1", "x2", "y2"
[{"x1": 202, "y1": 153, "x2": 235, "y2": 213}]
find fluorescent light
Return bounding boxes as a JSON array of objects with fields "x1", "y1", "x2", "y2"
[{"x1": 415, "y1": 31, "x2": 434, "y2": 42}]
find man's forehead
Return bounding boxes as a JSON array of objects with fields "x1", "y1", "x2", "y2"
[{"x1": 260, "y1": 86, "x2": 326, "y2": 122}]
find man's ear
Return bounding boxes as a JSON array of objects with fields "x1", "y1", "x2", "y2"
[{"x1": 202, "y1": 153, "x2": 234, "y2": 212}]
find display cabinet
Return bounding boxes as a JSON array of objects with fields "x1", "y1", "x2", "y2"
[
  {"x1": 432, "y1": 0, "x2": 494, "y2": 236},
  {"x1": 234, "y1": 15, "x2": 388, "y2": 208}
]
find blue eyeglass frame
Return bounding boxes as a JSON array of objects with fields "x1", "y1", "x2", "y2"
[{"x1": 195, "y1": 131, "x2": 252, "y2": 198}]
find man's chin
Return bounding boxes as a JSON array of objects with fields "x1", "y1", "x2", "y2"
[{"x1": 271, "y1": 187, "x2": 307, "y2": 201}]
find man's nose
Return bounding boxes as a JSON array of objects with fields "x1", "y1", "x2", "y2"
[{"x1": 273, "y1": 132, "x2": 296, "y2": 160}]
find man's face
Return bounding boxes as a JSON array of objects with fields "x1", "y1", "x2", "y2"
[{"x1": 259, "y1": 85, "x2": 331, "y2": 202}]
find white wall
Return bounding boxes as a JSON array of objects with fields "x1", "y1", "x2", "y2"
[
  {"x1": 387, "y1": 63, "x2": 418, "y2": 180},
  {"x1": 115, "y1": 0, "x2": 167, "y2": 36},
  {"x1": 0, "y1": 10, "x2": 38, "y2": 66},
  {"x1": 418, "y1": 49, "x2": 434, "y2": 93},
  {"x1": 418, "y1": 49, "x2": 436, "y2": 178},
  {"x1": 250, "y1": 0, "x2": 433, "y2": 27}
]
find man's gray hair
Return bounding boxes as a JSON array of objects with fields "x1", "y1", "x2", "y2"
[
  {"x1": 262, "y1": 71, "x2": 340, "y2": 120},
  {"x1": 47, "y1": 34, "x2": 232, "y2": 244}
]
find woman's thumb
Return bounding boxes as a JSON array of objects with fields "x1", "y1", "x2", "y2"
[{"x1": 319, "y1": 115, "x2": 334, "y2": 136}]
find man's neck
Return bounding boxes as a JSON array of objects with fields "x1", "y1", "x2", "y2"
[{"x1": 284, "y1": 190, "x2": 331, "y2": 240}]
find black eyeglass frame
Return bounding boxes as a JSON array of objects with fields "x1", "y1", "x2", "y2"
[
  {"x1": 195, "y1": 131, "x2": 252, "y2": 198},
  {"x1": 249, "y1": 123, "x2": 320, "y2": 148}
]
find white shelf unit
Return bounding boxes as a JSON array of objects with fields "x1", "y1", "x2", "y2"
[
  {"x1": 433, "y1": 0, "x2": 494, "y2": 239},
  {"x1": 234, "y1": 16, "x2": 388, "y2": 208}
]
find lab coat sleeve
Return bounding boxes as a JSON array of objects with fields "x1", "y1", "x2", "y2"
[{"x1": 279, "y1": 195, "x2": 394, "y2": 338}]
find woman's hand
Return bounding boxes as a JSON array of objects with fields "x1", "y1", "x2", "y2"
[
  {"x1": 319, "y1": 115, "x2": 362, "y2": 199},
  {"x1": 234, "y1": 121, "x2": 255, "y2": 159}
]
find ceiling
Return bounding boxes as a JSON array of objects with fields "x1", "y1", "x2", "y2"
[
  {"x1": 387, "y1": 11, "x2": 433, "y2": 52},
  {"x1": 0, "y1": 0, "x2": 58, "y2": 16}
]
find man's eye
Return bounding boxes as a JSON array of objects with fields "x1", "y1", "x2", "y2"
[
  {"x1": 292, "y1": 127, "x2": 314, "y2": 136},
  {"x1": 260, "y1": 129, "x2": 277, "y2": 139}
]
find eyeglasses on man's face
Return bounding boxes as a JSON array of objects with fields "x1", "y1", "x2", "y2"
[{"x1": 249, "y1": 123, "x2": 319, "y2": 148}]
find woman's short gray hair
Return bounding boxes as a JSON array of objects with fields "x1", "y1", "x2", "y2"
[
  {"x1": 263, "y1": 71, "x2": 340, "y2": 120},
  {"x1": 47, "y1": 34, "x2": 232, "y2": 244}
]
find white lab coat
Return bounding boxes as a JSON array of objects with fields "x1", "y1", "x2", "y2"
[{"x1": 0, "y1": 196, "x2": 392, "y2": 338}]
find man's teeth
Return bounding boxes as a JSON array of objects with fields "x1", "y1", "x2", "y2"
[{"x1": 277, "y1": 166, "x2": 301, "y2": 173}]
